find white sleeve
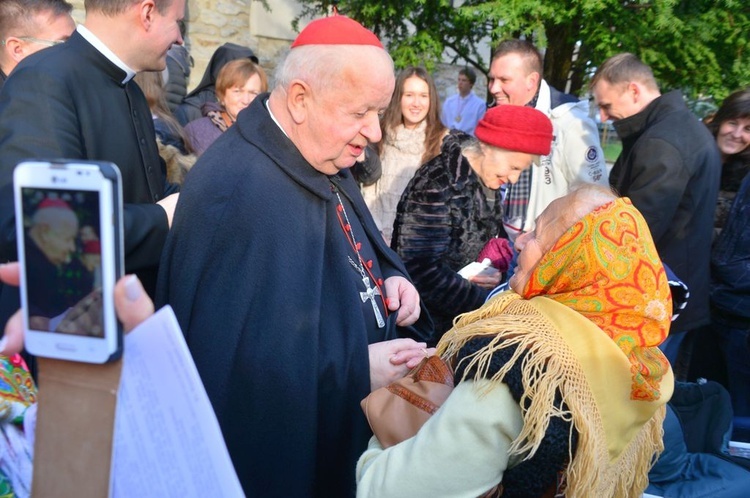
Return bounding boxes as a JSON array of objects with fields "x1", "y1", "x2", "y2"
[
  {"x1": 556, "y1": 108, "x2": 608, "y2": 186},
  {"x1": 441, "y1": 97, "x2": 453, "y2": 128},
  {"x1": 356, "y1": 379, "x2": 524, "y2": 498}
]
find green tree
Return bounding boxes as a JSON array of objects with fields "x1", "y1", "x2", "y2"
[{"x1": 294, "y1": 0, "x2": 750, "y2": 101}]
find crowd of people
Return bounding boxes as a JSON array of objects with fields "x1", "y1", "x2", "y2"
[{"x1": 0, "y1": 0, "x2": 748, "y2": 496}]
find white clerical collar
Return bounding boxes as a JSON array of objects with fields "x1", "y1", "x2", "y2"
[
  {"x1": 265, "y1": 98, "x2": 289, "y2": 138},
  {"x1": 77, "y1": 25, "x2": 136, "y2": 84}
]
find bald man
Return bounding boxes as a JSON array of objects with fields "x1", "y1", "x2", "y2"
[{"x1": 23, "y1": 198, "x2": 92, "y2": 322}]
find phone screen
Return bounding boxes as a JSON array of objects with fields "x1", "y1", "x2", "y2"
[{"x1": 20, "y1": 187, "x2": 105, "y2": 337}]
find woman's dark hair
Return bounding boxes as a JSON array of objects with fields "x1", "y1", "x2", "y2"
[
  {"x1": 378, "y1": 66, "x2": 446, "y2": 164},
  {"x1": 707, "y1": 87, "x2": 750, "y2": 162}
]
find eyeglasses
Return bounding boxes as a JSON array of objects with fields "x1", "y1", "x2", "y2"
[
  {"x1": 1, "y1": 36, "x2": 65, "y2": 47},
  {"x1": 19, "y1": 36, "x2": 65, "y2": 46}
]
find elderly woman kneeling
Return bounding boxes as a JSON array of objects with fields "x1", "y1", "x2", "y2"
[{"x1": 357, "y1": 184, "x2": 674, "y2": 498}]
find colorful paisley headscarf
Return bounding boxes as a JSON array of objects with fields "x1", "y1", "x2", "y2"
[{"x1": 522, "y1": 197, "x2": 671, "y2": 401}]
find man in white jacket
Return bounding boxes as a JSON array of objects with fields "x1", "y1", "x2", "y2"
[{"x1": 488, "y1": 39, "x2": 608, "y2": 243}]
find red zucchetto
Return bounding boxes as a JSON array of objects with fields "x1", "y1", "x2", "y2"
[
  {"x1": 291, "y1": 15, "x2": 383, "y2": 48},
  {"x1": 38, "y1": 198, "x2": 72, "y2": 211}
]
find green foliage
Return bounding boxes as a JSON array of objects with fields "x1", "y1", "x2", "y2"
[
  {"x1": 602, "y1": 141, "x2": 622, "y2": 164},
  {"x1": 293, "y1": 0, "x2": 750, "y2": 101}
]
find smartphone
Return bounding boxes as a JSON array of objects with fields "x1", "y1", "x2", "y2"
[{"x1": 14, "y1": 160, "x2": 124, "y2": 363}]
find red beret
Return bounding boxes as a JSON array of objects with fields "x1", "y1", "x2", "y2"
[
  {"x1": 291, "y1": 15, "x2": 383, "y2": 48},
  {"x1": 475, "y1": 105, "x2": 553, "y2": 155},
  {"x1": 38, "y1": 198, "x2": 72, "y2": 211}
]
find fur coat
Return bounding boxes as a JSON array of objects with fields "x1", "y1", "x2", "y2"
[{"x1": 392, "y1": 131, "x2": 505, "y2": 336}]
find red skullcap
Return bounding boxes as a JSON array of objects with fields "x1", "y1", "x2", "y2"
[
  {"x1": 475, "y1": 105, "x2": 553, "y2": 155},
  {"x1": 291, "y1": 15, "x2": 383, "y2": 48},
  {"x1": 38, "y1": 198, "x2": 72, "y2": 211},
  {"x1": 83, "y1": 240, "x2": 101, "y2": 255}
]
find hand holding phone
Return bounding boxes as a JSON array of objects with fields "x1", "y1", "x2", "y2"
[{"x1": 14, "y1": 160, "x2": 124, "y2": 363}]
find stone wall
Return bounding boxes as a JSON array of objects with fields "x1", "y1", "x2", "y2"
[
  {"x1": 67, "y1": 1, "x2": 488, "y2": 104},
  {"x1": 67, "y1": 0, "x2": 269, "y2": 90},
  {"x1": 184, "y1": 0, "x2": 253, "y2": 82}
]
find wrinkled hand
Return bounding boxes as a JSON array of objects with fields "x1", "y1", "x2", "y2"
[
  {"x1": 384, "y1": 276, "x2": 420, "y2": 326},
  {"x1": 55, "y1": 289, "x2": 104, "y2": 336},
  {"x1": 157, "y1": 192, "x2": 180, "y2": 228},
  {"x1": 0, "y1": 263, "x2": 155, "y2": 355},
  {"x1": 369, "y1": 338, "x2": 429, "y2": 391},
  {"x1": 470, "y1": 267, "x2": 502, "y2": 290}
]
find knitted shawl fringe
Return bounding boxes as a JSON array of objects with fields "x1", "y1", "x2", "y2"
[{"x1": 437, "y1": 293, "x2": 665, "y2": 498}]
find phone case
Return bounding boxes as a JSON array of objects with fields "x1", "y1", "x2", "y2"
[
  {"x1": 96, "y1": 161, "x2": 124, "y2": 362},
  {"x1": 14, "y1": 160, "x2": 124, "y2": 363}
]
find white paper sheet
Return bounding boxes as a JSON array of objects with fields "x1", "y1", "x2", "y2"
[
  {"x1": 458, "y1": 257, "x2": 493, "y2": 279},
  {"x1": 112, "y1": 306, "x2": 244, "y2": 497}
]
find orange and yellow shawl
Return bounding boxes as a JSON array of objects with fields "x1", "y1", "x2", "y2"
[
  {"x1": 522, "y1": 196, "x2": 672, "y2": 401},
  {"x1": 437, "y1": 197, "x2": 673, "y2": 498}
]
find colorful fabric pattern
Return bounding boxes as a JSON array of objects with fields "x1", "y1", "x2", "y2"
[
  {"x1": 0, "y1": 355, "x2": 37, "y2": 424},
  {"x1": 522, "y1": 197, "x2": 671, "y2": 401},
  {"x1": 0, "y1": 474, "x2": 13, "y2": 498}
]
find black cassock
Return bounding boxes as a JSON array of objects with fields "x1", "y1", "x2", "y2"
[
  {"x1": 157, "y1": 96, "x2": 434, "y2": 497},
  {"x1": 0, "y1": 30, "x2": 171, "y2": 325}
]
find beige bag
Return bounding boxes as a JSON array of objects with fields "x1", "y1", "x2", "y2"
[{"x1": 360, "y1": 355, "x2": 454, "y2": 448}]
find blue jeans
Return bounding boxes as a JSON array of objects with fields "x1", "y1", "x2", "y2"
[{"x1": 715, "y1": 317, "x2": 750, "y2": 418}]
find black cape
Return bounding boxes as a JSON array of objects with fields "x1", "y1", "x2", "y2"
[{"x1": 157, "y1": 95, "x2": 434, "y2": 497}]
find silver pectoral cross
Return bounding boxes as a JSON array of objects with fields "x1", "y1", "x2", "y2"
[{"x1": 360, "y1": 276, "x2": 385, "y2": 328}]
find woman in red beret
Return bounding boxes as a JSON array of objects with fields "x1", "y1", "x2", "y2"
[{"x1": 391, "y1": 105, "x2": 553, "y2": 338}]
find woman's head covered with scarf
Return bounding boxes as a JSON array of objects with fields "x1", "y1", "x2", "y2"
[
  {"x1": 435, "y1": 184, "x2": 673, "y2": 497},
  {"x1": 511, "y1": 184, "x2": 671, "y2": 400}
]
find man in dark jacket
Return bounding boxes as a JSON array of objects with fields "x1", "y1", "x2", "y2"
[
  {"x1": 711, "y1": 170, "x2": 750, "y2": 421},
  {"x1": 0, "y1": 0, "x2": 184, "y2": 333},
  {"x1": 591, "y1": 53, "x2": 722, "y2": 379}
]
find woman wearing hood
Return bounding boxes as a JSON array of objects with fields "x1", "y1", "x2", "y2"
[{"x1": 174, "y1": 42, "x2": 259, "y2": 126}]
